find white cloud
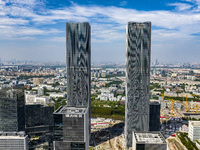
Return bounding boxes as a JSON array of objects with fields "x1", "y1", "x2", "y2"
[
  {"x1": 1, "y1": 1, "x2": 200, "y2": 44},
  {"x1": 4, "y1": 6, "x2": 36, "y2": 17},
  {"x1": 168, "y1": 3, "x2": 193, "y2": 11},
  {"x1": 46, "y1": 37, "x2": 65, "y2": 42},
  {"x1": 0, "y1": 12, "x2": 5, "y2": 16},
  {"x1": 33, "y1": 4, "x2": 200, "y2": 32},
  {"x1": 91, "y1": 23, "x2": 125, "y2": 42},
  {"x1": 120, "y1": 1, "x2": 127, "y2": 6},
  {"x1": 0, "y1": 0, "x2": 5, "y2": 5},
  {"x1": 0, "y1": 17, "x2": 29, "y2": 25},
  {"x1": 5, "y1": 0, "x2": 42, "y2": 6},
  {"x1": 0, "y1": 26, "x2": 62, "y2": 40},
  {"x1": 1, "y1": 1, "x2": 200, "y2": 62}
]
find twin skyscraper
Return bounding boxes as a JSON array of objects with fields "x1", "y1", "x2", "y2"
[
  {"x1": 55, "y1": 22, "x2": 151, "y2": 150},
  {"x1": 126, "y1": 22, "x2": 151, "y2": 148}
]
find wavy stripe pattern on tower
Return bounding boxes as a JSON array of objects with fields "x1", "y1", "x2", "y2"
[
  {"x1": 125, "y1": 22, "x2": 151, "y2": 149},
  {"x1": 66, "y1": 22, "x2": 91, "y2": 107}
]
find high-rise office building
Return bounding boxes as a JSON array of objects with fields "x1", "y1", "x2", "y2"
[
  {"x1": 0, "y1": 89, "x2": 25, "y2": 132},
  {"x1": 149, "y1": 101, "x2": 160, "y2": 131},
  {"x1": 125, "y1": 22, "x2": 151, "y2": 148},
  {"x1": 53, "y1": 22, "x2": 91, "y2": 150},
  {"x1": 53, "y1": 106, "x2": 89, "y2": 150},
  {"x1": 66, "y1": 22, "x2": 91, "y2": 107}
]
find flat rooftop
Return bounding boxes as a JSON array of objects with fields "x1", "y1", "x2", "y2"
[
  {"x1": 150, "y1": 101, "x2": 160, "y2": 105},
  {"x1": 54, "y1": 105, "x2": 88, "y2": 115},
  {"x1": 133, "y1": 132, "x2": 166, "y2": 144},
  {"x1": 190, "y1": 121, "x2": 200, "y2": 127},
  {"x1": 0, "y1": 132, "x2": 27, "y2": 139},
  {"x1": 0, "y1": 136, "x2": 27, "y2": 139}
]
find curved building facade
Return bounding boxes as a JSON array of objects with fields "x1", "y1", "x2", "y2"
[
  {"x1": 125, "y1": 22, "x2": 151, "y2": 149},
  {"x1": 66, "y1": 22, "x2": 91, "y2": 107}
]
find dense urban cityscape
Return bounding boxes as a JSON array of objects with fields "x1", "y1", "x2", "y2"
[
  {"x1": 1, "y1": 59, "x2": 200, "y2": 150},
  {"x1": 0, "y1": 21, "x2": 200, "y2": 150},
  {"x1": 1, "y1": 0, "x2": 200, "y2": 149}
]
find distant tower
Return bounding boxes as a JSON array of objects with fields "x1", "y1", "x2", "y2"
[
  {"x1": 66, "y1": 22, "x2": 91, "y2": 107},
  {"x1": 125, "y1": 22, "x2": 151, "y2": 149},
  {"x1": 155, "y1": 59, "x2": 159, "y2": 66}
]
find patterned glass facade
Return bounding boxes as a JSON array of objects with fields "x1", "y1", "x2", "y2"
[
  {"x1": 66, "y1": 22, "x2": 91, "y2": 107},
  {"x1": 0, "y1": 89, "x2": 25, "y2": 132},
  {"x1": 125, "y1": 22, "x2": 151, "y2": 148}
]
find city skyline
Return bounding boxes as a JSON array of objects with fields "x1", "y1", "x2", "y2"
[{"x1": 0, "y1": 0, "x2": 200, "y2": 63}]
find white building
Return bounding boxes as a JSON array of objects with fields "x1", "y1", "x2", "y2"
[
  {"x1": 98, "y1": 95, "x2": 109, "y2": 101},
  {"x1": 25, "y1": 93, "x2": 36, "y2": 104},
  {"x1": 25, "y1": 92, "x2": 50, "y2": 105},
  {"x1": 35, "y1": 96, "x2": 49, "y2": 105},
  {"x1": 97, "y1": 93, "x2": 117, "y2": 101},
  {"x1": 49, "y1": 92, "x2": 66, "y2": 98},
  {"x1": 179, "y1": 124, "x2": 188, "y2": 132},
  {"x1": 100, "y1": 88, "x2": 110, "y2": 93},
  {"x1": 0, "y1": 131, "x2": 28, "y2": 150},
  {"x1": 117, "y1": 95, "x2": 123, "y2": 101},
  {"x1": 196, "y1": 140, "x2": 200, "y2": 150},
  {"x1": 164, "y1": 91, "x2": 177, "y2": 97},
  {"x1": 54, "y1": 86, "x2": 66, "y2": 91},
  {"x1": 188, "y1": 121, "x2": 200, "y2": 142}
]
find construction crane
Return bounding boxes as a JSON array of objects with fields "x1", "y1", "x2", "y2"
[
  {"x1": 185, "y1": 95, "x2": 188, "y2": 112},
  {"x1": 180, "y1": 95, "x2": 188, "y2": 112},
  {"x1": 161, "y1": 93, "x2": 173, "y2": 101},
  {"x1": 160, "y1": 94, "x2": 176, "y2": 115},
  {"x1": 167, "y1": 99, "x2": 177, "y2": 116},
  {"x1": 168, "y1": 99, "x2": 171, "y2": 111},
  {"x1": 196, "y1": 104, "x2": 200, "y2": 113},
  {"x1": 161, "y1": 93, "x2": 164, "y2": 101}
]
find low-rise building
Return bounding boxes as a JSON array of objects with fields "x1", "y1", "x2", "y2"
[
  {"x1": 0, "y1": 131, "x2": 28, "y2": 150},
  {"x1": 132, "y1": 131, "x2": 167, "y2": 150},
  {"x1": 49, "y1": 92, "x2": 66, "y2": 98},
  {"x1": 33, "y1": 78, "x2": 44, "y2": 85},
  {"x1": 25, "y1": 92, "x2": 50, "y2": 105},
  {"x1": 179, "y1": 125, "x2": 188, "y2": 132}
]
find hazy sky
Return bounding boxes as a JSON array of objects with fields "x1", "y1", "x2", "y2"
[{"x1": 1, "y1": 0, "x2": 200, "y2": 63}]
